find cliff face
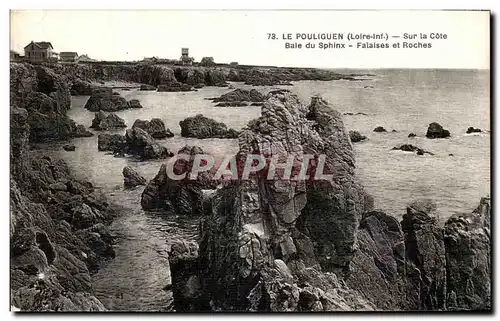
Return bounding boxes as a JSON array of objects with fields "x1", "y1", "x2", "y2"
[
  {"x1": 168, "y1": 91, "x2": 491, "y2": 312},
  {"x1": 10, "y1": 63, "x2": 115, "y2": 311},
  {"x1": 41, "y1": 63, "x2": 359, "y2": 89}
]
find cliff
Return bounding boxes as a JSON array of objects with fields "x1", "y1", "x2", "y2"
[
  {"x1": 168, "y1": 91, "x2": 491, "y2": 312},
  {"x1": 40, "y1": 62, "x2": 362, "y2": 90},
  {"x1": 10, "y1": 63, "x2": 115, "y2": 311}
]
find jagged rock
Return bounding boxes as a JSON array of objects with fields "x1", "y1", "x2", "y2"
[
  {"x1": 128, "y1": 99, "x2": 142, "y2": 109},
  {"x1": 157, "y1": 82, "x2": 192, "y2": 92},
  {"x1": 70, "y1": 79, "x2": 94, "y2": 95},
  {"x1": 408, "y1": 133, "x2": 417, "y2": 138},
  {"x1": 401, "y1": 200, "x2": 447, "y2": 310},
  {"x1": 97, "y1": 133, "x2": 126, "y2": 154},
  {"x1": 140, "y1": 84, "x2": 156, "y2": 91},
  {"x1": 90, "y1": 111, "x2": 127, "y2": 130},
  {"x1": 72, "y1": 124, "x2": 93, "y2": 138},
  {"x1": 466, "y1": 127, "x2": 482, "y2": 134},
  {"x1": 349, "y1": 130, "x2": 367, "y2": 143},
  {"x1": 444, "y1": 197, "x2": 490, "y2": 310},
  {"x1": 426, "y1": 122, "x2": 451, "y2": 139},
  {"x1": 122, "y1": 166, "x2": 146, "y2": 188},
  {"x1": 124, "y1": 127, "x2": 173, "y2": 160},
  {"x1": 215, "y1": 102, "x2": 248, "y2": 107},
  {"x1": 392, "y1": 144, "x2": 434, "y2": 155},
  {"x1": 373, "y1": 126, "x2": 387, "y2": 133},
  {"x1": 140, "y1": 145, "x2": 208, "y2": 214},
  {"x1": 132, "y1": 118, "x2": 174, "y2": 139},
  {"x1": 63, "y1": 144, "x2": 76, "y2": 152},
  {"x1": 84, "y1": 88, "x2": 130, "y2": 112},
  {"x1": 212, "y1": 89, "x2": 265, "y2": 107},
  {"x1": 179, "y1": 114, "x2": 239, "y2": 139}
]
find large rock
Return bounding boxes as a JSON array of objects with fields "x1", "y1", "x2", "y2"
[
  {"x1": 122, "y1": 166, "x2": 146, "y2": 188},
  {"x1": 401, "y1": 200, "x2": 447, "y2": 310},
  {"x1": 212, "y1": 89, "x2": 265, "y2": 106},
  {"x1": 444, "y1": 197, "x2": 490, "y2": 310},
  {"x1": 392, "y1": 144, "x2": 434, "y2": 155},
  {"x1": 124, "y1": 127, "x2": 173, "y2": 160},
  {"x1": 179, "y1": 114, "x2": 239, "y2": 139},
  {"x1": 141, "y1": 145, "x2": 209, "y2": 214},
  {"x1": 426, "y1": 122, "x2": 451, "y2": 139},
  {"x1": 466, "y1": 127, "x2": 482, "y2": 134},
  {"x1": 97, "y1": 133, "x2": 126, "y2": 154},
  {"x1": 84, "y1": 88, "x2": 130, "y2": 112},
  {"x1": 90, "y1": 111, "x2": 127, "y2": 130},
  {"x1": 132, "y1": 118, "x2": 174, "y2": 139},
  {"x1": 157, "y1": 82, "x2": 192, "y2": 92},
  {"x1": 349, "y1": 130, "x2": 367, "y2": 143}
]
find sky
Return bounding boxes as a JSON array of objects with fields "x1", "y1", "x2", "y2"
[{"x1": 10, "y1": 10, "x2": 490, "y2": 69}]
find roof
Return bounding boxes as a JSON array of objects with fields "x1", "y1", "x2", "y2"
[
  {"x1": 60, "y1": 52, "x2": 78, "y2": 56},
  {"x1": 24, "y1": 41, "x2": 53, "y2": 50}
]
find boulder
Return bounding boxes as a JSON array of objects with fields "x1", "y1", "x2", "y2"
[
  {"x1": 141, "y1": 145, "x2": 211, "y2": 214},
  {"x1": 444, "y1": 197, "x2": 490, "y2": 310},
  {"x1": 132, "y1": 118, "x2": 174, "y2": 139},
  {"x1": 72, "y1": 124, "x2": 94, "y2": 138},
  {"x1": 128, "y1": 99, "x2": 142, "y2": 109},
  {"x1": 391, "y1": 144, "x2": 434, "y2": 155},
  {"x1": 426, "y1": 122, "x2": 451, "y2": 139},
  {"x1": 408, "y1": 133, "x2": 417, "y2": 138},
  {"x1": 90, "y1": 111, "x2": 127, "y2": 130},
  {"x1": 179, "y1": 114, "x2": 239, "y2": 139},
  {"x1": 84, "y1": 88, "x2": 130, "y2": 112},
  {"x1": 122, "y1": 166, "x2": 147, "y2": 188},
  {"x1": 349, "y1": 130, "x2": 367, "y2": 143},
  {"x1": 157, "y1": 82, "x2": 192, "y2": 92},
  {"x1": 140, "y1": 84, "x2": 156, "y2": 91},
  {"x1": 466, "y1": 127, "x2": 482, "y2": 134},
  {"x1": 401, "y1": 200, "x2": 447, "y2": 310},
  {"x1": 97, "y1": 133, "x2": 126, "y2": 153},
  {"x1": 63, "y1": 144, "x2": 76, "y2": 152},
  {"x1": 373, "y1": 126, "x2": 387, "y2": 133},
  {"x1": 124, "y1": 127, "x2": 173, "y2": 160},
  {"x1": 212, "y1": 89, "x2": 265, "y2": 107}
]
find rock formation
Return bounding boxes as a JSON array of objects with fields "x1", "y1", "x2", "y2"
[
  {"x1": 179, "y1": 114, "x2": 240, "y2": 139},
  {"x1": 10, "y1": 63, "x2": 91, "y2": 142},
  {"x1": 97, "y1": 128, "x2": 173, "y2": 159},
  {"x1": 426, "y1": 122, "x2": 451, "y2": 139},
  {"x1": 373, "y1": 126, "x2": 387, "y2": 133},
  {"x1": 392, "y1": 144, "x2": 434, "y2": 155},
  {"x1": 168, "y1": 92, "x2": 491, "y2": 312},
  {"x1": 349, "y1": 130, "x2": 367, "y2": 143},
  {"x1": 212, "y1": 89, "x2": 265, "y2": 107},
  {"x1": 157, "y1": 83, "x2": 193, "y2": 92},
  {"x1": 84, "y1": 88, "x2": 142, "y2": 112},
  {"x1": 141, "y1": 145, "x2": 211, "y2": 214},
  {"x1": 63, "y1": 144, "x2": 76, "y2": 151},
  {"x1": 10, "y1": 62, "x2": 116, "y2": 311},
  {"x1": 124, "y1": 127, "x2": 173, "y2": 159},
  {"x1": 90, "y1": 111, "x2": 127, "y2": 130},
  {"x1": 466, "y1": 127, "x2": 482, "y2": 134},
  {"x1": 132, "y1": 118, "x2": 174, "y2": 139},
  {"x1": 122, "y1": 166, "x2": 147, "y2": 188}
]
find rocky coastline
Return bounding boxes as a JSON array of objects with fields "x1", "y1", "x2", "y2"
[{"x1": 10, "y1": 62, "x2": 490, "y2": 312}]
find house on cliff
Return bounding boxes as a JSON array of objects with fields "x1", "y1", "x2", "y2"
[
  {"x1": 24, "y1": 41, "x2": 54, "y2": 62},
  {"x1": 60, "y1": 52, "x2": 79, "y2": 63},
  {"x1": 10, "y1": 50, "x2": 22, "y2": 62}
]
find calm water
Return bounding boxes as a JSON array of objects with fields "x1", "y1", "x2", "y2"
[{"x1": 51, "y1": 69, "x2": 489, "y2": 311}]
